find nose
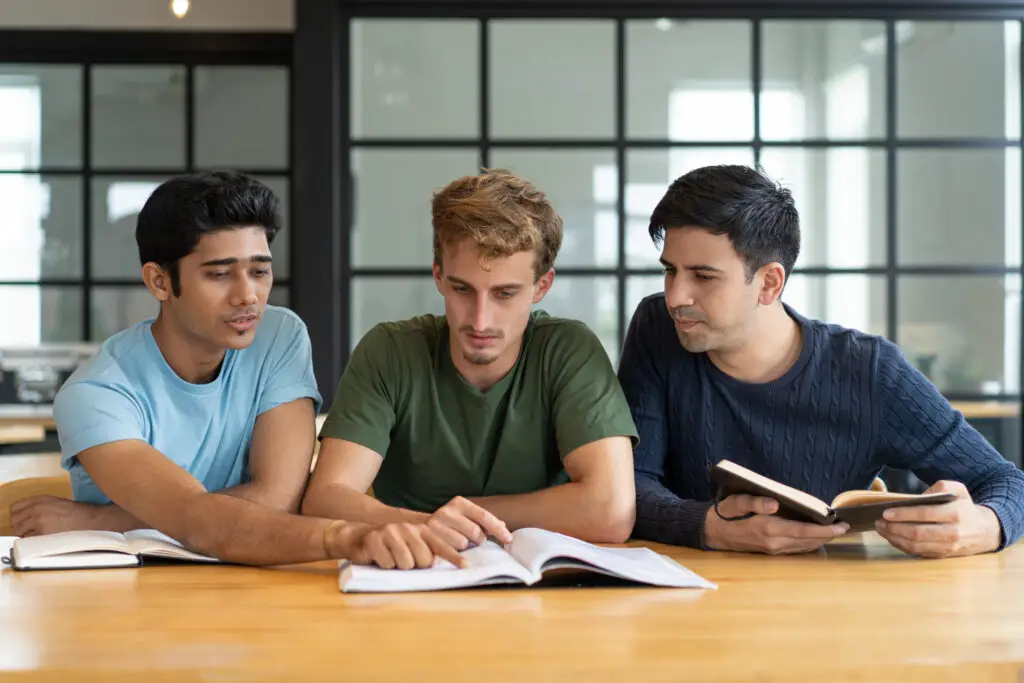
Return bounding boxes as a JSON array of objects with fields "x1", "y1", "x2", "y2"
[
  {"x1": 471, "y1": 292, "x2": 492, "y2": 332},
  {"x1": 664, "y1": 274, "x2": 696, "y2": 310},
  {"x1": 231, "y1": 274, "x2": 260, "y2": 307}
]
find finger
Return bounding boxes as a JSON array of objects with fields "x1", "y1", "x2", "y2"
[
  {"x1": 875, "y1": 520, "x2": 959, "y2": 544},
  {"x1": 403, "y1": 526, "x2": 435, "y2": 569},
  {"x1": 383, "y1": 527, "x2": 416, "y2": 570},
  {"x1": 882, "y1": 501, "x2": 961, "y2": 524},
  {"x1": 432, "y1": 511, "x2": 485, "y2": 547},
  {"x1": 765, "y1": 518, "x2": 850, "y2": 539},
  {"x1": 722, "y1": 494, "x2": 779, "y2": 517},
  {"x1": 8, "y1": 497, "x2": 38, "y2": 515},
  {"x1": 451, "y1": 500, "x2": 512, "y2": 544},
  {"x1": 365, "y1": 532, "x2": 395, "y2": 569},
  {"x1": 426, "y1": 519, "x2": 472, "y2": 550},
  {"x1": 422, "y1": 528, "x2": 468, "y2": 568},
  {"x1": 923, "y1": 480, "x2": 969, "y2": 499},
  {"x1": 9, "y1": 510, "x2": 31, "y2": 536}
]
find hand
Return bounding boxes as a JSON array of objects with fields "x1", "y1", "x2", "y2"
[
  {"x1": 874, "y1": 480, "x2": 1001, "y2": 558},
  {"x1": 9, "y1": 496, "x2": 103, "y2": 537},
  {"x1": 704, "y1": 494, "x2": 850, "y2": 555},
  {"x1": 326, "y1": 521, "x2": 469, "y2": 570},
  {"x1": 426, "y1": 496, "x2": 513, "y2": 551}
]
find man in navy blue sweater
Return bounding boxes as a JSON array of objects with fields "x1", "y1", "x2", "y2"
[{"x1": 619, "y1": 164, "x2": 1024, "y2": 558}]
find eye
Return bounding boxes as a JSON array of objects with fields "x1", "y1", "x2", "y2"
[
  {"x1": 497, "y1": 290, "x2": 515, "y2": 299},
  {"x1": 251, "y1": 268, "x2": 271, "y2": 277},
  {"x1": 207, "y1": 271, "x2": 230, "y2": 280},
  {"x1": 452, "y1": 285, "x2": 469, "y2": 294},
  {"x1": 695, "y1": 273, "x2": 715, "y2": 282},
  {"x1": 662, "y1": 267, "x2": 676, "y2": 276}
]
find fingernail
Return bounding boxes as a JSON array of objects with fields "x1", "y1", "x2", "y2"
[{"x1": 883, "y1": 510, "x2": 895, "y2": 520}]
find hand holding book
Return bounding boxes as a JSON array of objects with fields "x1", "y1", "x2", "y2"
[{"x1": 704, "y1": 493, "x2": 850, "y2": 555}]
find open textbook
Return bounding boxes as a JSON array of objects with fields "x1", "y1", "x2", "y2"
[
  {"x1": 2, "y1": 529, "x2": 219, "y2": 571},
  {"x1": 338, "y1": 527, "x2": 717, "y2": 593},
  {"x1": 710, "y1": 459, "x2": 957, "y2": 532}
]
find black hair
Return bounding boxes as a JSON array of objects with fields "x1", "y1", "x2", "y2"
[
  {"x1": 648, "y1": 164, "x2": 800, "y2": 281},
  {"x1": 136, "y1": 171, "x2": 281, "y2": 296}
]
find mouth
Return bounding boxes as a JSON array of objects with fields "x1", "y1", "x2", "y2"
[
  {"x1": 673, "y1": 318, "x2": 702, "y2": 332},
  {"x1": 466, "y1": 332, "x2": 497, "y2": 349},
  {"x1": 226, "y1": 314, "x2": 259, "y2": 332}
]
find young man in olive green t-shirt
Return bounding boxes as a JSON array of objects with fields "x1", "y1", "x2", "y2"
[{"x1": 302, "y1": 170, "x2": 639, "y2": 548}]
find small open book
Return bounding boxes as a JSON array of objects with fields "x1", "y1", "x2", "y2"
[
  {"x1": 338, "y1": 527, "x2": 716, "y2": 593},
  {"x1": 3, "y1": 529, "x2": 219, "y2": 571},
  {"x1": 710, "y1": 459, "x2": 957, "y2": 531}
]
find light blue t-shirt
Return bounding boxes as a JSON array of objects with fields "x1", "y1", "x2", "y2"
[{"x1": 53, "y1": 305, "x2": 323, "y2": 504}]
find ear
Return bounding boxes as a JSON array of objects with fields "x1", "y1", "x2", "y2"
[
  {"x1": 432, "y1": 261, "x2": 444, "y2": 295},
  {"x1": 532, "y1": 268, "x2": 555, "y2": 304},
  {"x1": 142, "y1": 263, "x2": 172, "y2": 302},
  {"x1": 756, "y1": 262, "x2": 786, "y2": 306}
]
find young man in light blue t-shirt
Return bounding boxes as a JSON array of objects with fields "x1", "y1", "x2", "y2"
[{"x1": 8, "y1": 171, "x2": 470, "y2": 570}]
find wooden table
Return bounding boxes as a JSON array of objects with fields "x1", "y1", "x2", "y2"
[{"x1": 1, "y1": 533, "x2": 1021, "y2": 682}]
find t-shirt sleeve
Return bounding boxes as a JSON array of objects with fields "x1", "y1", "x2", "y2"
[
  {"x1": 256, "y1": 312, "x2": 323, "y2": 416},
  {"x1": 53, "y1": 380, "x2": 147, "y2": 472},
  {"x1": 546, "y1": 321, "x2": 639, "y2": 458},
  {"x1": 318, "y1": 324, "x2": 400, "y2": 457}
]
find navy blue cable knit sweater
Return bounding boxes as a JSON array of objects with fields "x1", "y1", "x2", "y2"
[{"x1": 618, "y1": 294, "x2": 1024, "y2": 551}]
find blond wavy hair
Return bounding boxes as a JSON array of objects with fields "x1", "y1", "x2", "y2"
[{"x1": 431, "y1": 169, "x2": 563, "y2": 280}]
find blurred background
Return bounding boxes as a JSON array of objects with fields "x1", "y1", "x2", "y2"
[{"x1": 0, "y1": 0, "x2": 1021, "y2": 479}]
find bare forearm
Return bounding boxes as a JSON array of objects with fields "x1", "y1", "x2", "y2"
[
  {"x1": 470, "y1": 482, "x2": 634, "y2": 543},
  {"x1": 175, "y1": 492, "x2": 342, "y2": 566},
  {"x1": 302, "y1": 484, "x2": 427, "y2": 526}
]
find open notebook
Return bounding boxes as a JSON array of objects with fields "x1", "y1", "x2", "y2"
[
  {"x1": 338, "y1": 527, "x2": 717, "y2": 593},
  {"x1": 2, "y1": 529, "x2": 220, "y2": 571}
]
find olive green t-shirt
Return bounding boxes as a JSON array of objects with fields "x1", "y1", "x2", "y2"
[{"x1": 320, "y1": 311, "x2": 639, "y2": 513}]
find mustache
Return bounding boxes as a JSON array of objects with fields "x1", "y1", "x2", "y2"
[
  {"x1": 669, "y1": 307, "x2": 706, "y2": 323},
  {"x1": 459, "y1": 326, "x2": 504, "y2": 339}
]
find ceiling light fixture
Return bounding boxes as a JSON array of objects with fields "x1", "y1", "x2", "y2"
[{"x1": 170, "y1": 0, "x2": 190, "y2": 19}]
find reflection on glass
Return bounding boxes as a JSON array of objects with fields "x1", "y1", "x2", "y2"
[
  {"x1": 897, "y1": 21, "x2": 1020, "y2": 138},
  {"x1": 194, "y1": 66, "x2": 288, "y2": 169},
  {"x1": 350, "y1": 277, "x2": 444, "y2": 349},
  {"x1": 759, "y1": 148, "x2": 886, "y2": 267},
  {"x1": 898, "y1": 149, "x2": 1021, "y2": 266},
  {"x1": 626, "y1": 20, "x2": 752, "y2": 140},
  {"x1": 0, "y1": 64, "x2": 82, "y2": 169},
  {"x1": 625, "y1": 148, "x2": 756, "y2": 267},
  {"x1": 490, "y1": 20, "x2": 615, "y2": 139},
  {"x1": 538, "y1": 277, "x2": 618, "y2": 361},
  {"x1": 91, "y1": 177, "x2": 167, "y2": 278},
  {"x1": 0, "y1": 175, "x2": 82, "y2": 280},
  {"x1": 0, "y1": 286, "x2": 82, "y2": 345},
  {"x1": 785, "y1": 274, "x2": 887, "y2": 337},
  {"x1": 91, "y1": 287, "x2": 156, "y2": 341},
  {"x1": 489, "y1": 149, "x2": 617, "y2": 267},
  {"x1": 254, "y1": 176, "x2": 290, "y2": 279},
  {"x1": 92, "y1": 66, "x2": 186, "y2": 169},
  {"x1": 351, "y1": 20, "x2": 479, "y2": 139},
  {"x1": 351, "y1": 149, "x2": 478, "y2": 268},
  {"x1": 761, "y1": 21, "x2": 886, "y2": 140},
  {"x1": 899, "y1": 275, "x2": 1020, "y2": 394}
]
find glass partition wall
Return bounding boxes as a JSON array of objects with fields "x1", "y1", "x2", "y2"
[
  {"x1": 0, "y1": 33, "x2": 292, "y2": 345},
  {"x1": 300, "y1": 2, "x2": 1023, "y2": 467}
]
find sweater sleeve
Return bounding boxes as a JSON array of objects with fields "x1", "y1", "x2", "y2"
[
  {"x1": 876, "y1": 339, "x2": 1024, "y2": 549},
  {"x1": 617, "y1": 297, "x2": 711, "y2": 549}
]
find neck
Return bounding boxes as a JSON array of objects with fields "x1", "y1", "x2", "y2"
[
  {"x1": 449, "y1": 333, "x2": 522, "y2": 392},
  {"x1": 151, "y1": 313, "x2": 226, "y2": 385},
  {"x1": 706, "y1": 303, "x2": 803, "y2": 383}
]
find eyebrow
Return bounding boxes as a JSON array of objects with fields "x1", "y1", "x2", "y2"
[
  {"x1": 659, "y1": 258, "x2": 723, "y2": 273},
  {"x1": 200, "y1": 255, "x2": 273, "y2": 267},
  {"x1": 446, "y1": 276, "x2": 523, "y2": 290}
]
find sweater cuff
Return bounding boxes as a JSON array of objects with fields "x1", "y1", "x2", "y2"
[
  {"x1": 979, "y1": 500, "x2": 1021, "y2": 551},
  {"x1": 636, "y1": 497, "x2": 713, "y2": 549}
]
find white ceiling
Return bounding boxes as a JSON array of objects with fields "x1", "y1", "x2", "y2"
[{"x1": 0, "y1": 0, "x2": 294, "y2": 31}]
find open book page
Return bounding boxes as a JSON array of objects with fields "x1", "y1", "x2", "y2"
[
  {"x1": 506, "y1": 528, "x2": 717, "y2": 589},
  {"x1": 123, "y1": 529, "x2": 220, "y2": 563},
  {"x1": 830, "y1": 490, "x2": 954, "y2": 509},
  {"x1": 339, "y1": 541, "x2": 533, "y2": 593},
  {"x1": 11, "y1": 530, "x2": 140, "y2": 570}
]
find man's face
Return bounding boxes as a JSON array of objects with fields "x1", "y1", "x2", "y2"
[
  {"x1": 659, "y1": 227, "x2": 762, "y2": 354},
  {"x1": 433, "y1": 240, "x2": 553, "y2": 367},
  {"x1": 159, "y1": 227, "x2": 273, "y2": 351}
]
